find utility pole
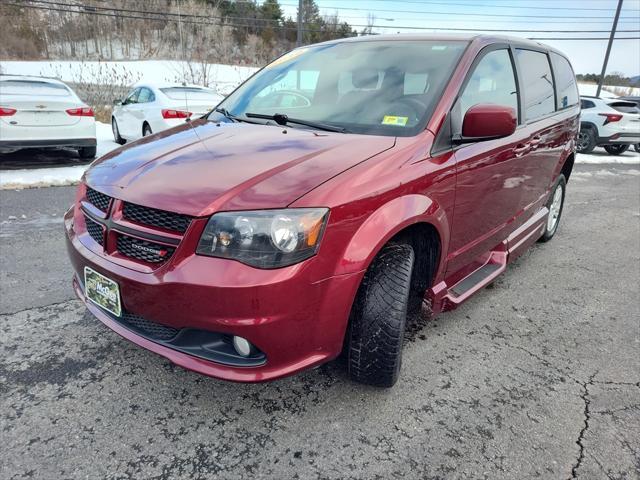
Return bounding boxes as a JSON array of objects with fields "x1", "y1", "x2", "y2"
[
  {"x1": 597, "y1": 0, "x2": 624, "y2": 97},
  {"x1": 297, "y1": 0, "x2": 303, "y2": 46}
]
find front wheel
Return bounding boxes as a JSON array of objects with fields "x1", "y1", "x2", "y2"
[
  {"x1": 603, "y1": 144, "x2": 629, "y2": 155},
  {"x1": 539, "y1": 174, "x2": 566, "y2": 242},
  {"x1": 347, "y1": 243, "x2": 414, "y2": 388}
]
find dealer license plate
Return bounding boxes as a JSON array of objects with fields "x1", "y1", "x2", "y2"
[{"x1": 84, "y1": 267, "x2": 121, "y2": 317}]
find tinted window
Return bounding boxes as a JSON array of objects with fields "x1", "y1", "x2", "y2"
[
  {"x1": 580, "y1": 99, "x2": 595, "y2": 109},
  {"x1": 550, "y1": 53, "x2": 578, "y2": 109},
  {"x1": 123, "y1": 88, "x2": 139, "y2": 105},
  {"x1": 215, "y1": 41, "x2": 468, "y2": 137},
  {"x1": 516, "y1": 49, "x2": 555, "y2": 121},
  {"x1": 459, "y1": 49, "x2": 518, "y2": 120},
  {"x1": 137, "y1": 87, "x2": 154, "y2": 103}
]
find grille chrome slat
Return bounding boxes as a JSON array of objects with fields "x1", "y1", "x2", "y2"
[
  {"x1": 123, "y1": 202, "x2": 192, "y2": 234},
  {"x1": 86, "y1": 187, "x2": 111, "y2": 212},
  {"x1": 116, "y1": 235, "x2": 175, "y2": 264}
]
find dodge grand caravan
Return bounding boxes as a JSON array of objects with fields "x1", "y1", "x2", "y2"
[{"x1": 65, "y1": 35, "x2": 579, "y2": 387}]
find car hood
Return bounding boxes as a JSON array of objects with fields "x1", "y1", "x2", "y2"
[{"x1": 85, "y1": 119, "x2": 395, "y2": 216}]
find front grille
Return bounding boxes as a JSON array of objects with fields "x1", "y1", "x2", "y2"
[
  {"x1": 85, "y1": 215, "x2": 104, "y2": 245},
  {"x1": 123, "y1": 202, "x2": 192, "y2": 233},
  {"x1": 86, "y1": 187, "x2": 111, "y2": 212},
  {"x1": 117, "y1": 234, "x2": 175, "y2": 264},
  {"x1": 120, "y1": 312, "x2": 179, "y2": 341}
]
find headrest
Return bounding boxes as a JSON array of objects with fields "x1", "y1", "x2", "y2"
[{"x1": 352, "y1": 68, "x2": 380, "y2": 89}]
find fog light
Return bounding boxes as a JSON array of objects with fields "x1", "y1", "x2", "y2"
[{"x1": 232, "y1": 336, "x2": 253, "y2": 357}]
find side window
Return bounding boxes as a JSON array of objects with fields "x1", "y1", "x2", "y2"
[
  {"x1": 550, "y1": 53, "x2": 578, "y2": 110},
  {"x1": 458, "y1": 49, "x2": 518, "y2": 121},
  {"x1": 123, "y1": 88, "x2": 139, "y2": 105},
  {"x1": 515, "y1": 49, "x2": 555, "y2": 122},
  {"x1": 580, "y1": 99, "x2": 595, "y2": 109},
  {"x1": 137, "y1": 88, "x2": 155, "y2": 103}
]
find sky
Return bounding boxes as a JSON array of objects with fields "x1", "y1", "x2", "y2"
[{"x1": 279, "y1": 0, "x2": 640, "y2": 77}]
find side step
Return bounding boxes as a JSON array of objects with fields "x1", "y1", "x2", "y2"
[{"x1": 444, "y1": 251, "x2": 507, "y2": 306}]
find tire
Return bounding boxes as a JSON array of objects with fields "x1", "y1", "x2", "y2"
[
  {"x1": 347, "y1": 243, "x2": 414, "y2": 388},
  {"x1": 634, "y1": 144, "x2": 639, "y2": 153},
  {"x1": 78, "y1": 146, "x2": 96, "y2": 159},
  {"x1": 112, "y1": 117, "x2": 126, "y2": 145},
  {"x1": 539, "y1": 174, "x2": 566, "y2": 242},
  {"x1": 576, "y1": 126, "x2": 596, "y2": 154},
  {"x1": 143, "y1": 123, "x2": 152, "y2": 137},
  {"x1": 603, "y1": 144, "x2": 629, "y2": 155}
]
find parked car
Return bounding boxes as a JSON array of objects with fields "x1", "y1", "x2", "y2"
[
  {"x1": 617, "y1": 96, "x2": 640, "y2": 152},
  {"x1": 0, "y1": 75, "x2": 96, "y2": 158},
  {"x1": 578, "y1": 95, "x2": 640, "y2": 155},
  {"x1": 66, "y1": 34, "x2": 579, "y2": 387},
  {"x1": 111, "y1": 83, "x2": 223, "y2": 144}
]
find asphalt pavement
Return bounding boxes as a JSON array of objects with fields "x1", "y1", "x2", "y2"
[{"x1": 1, "y1": 163, "x2": 639, "y2": 479}]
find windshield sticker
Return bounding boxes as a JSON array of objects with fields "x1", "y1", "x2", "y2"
[{"x1": 382, "y1": 115, "x2": 409, "y2": 126}]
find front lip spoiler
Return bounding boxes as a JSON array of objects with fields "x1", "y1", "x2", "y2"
[{"x1": 74, "y1": 275, "x2": 267, "y2": 368}]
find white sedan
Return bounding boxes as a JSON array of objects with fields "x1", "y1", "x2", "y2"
[
  {"x1": 111, "y1": 83, "x2": 223, "y2": 144},
  {"x1": 0, "y1": 75, "x2": 97, "y2": 158}
]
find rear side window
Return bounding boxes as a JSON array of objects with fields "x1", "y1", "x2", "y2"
[
  {"x1": 515, "y1": 49, "x2": 555, "y2": 122},
  {"x1": 459, "y1": 49, "x2": 518, "y2": 120},
  {"x1": 137, "y1": 88, "x2": 155, "y2": 103},
  {"x1": 550, "y1": 53, "x2": 578, "y2": 110},
  {"x1": 580, "y1": 99, "x2": 595, "y2": 109}
]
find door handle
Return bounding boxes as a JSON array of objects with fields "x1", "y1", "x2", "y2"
[
  {"x1": 530, "y1": 135, "x2": 542, "y2": 149},
  {"x1": 514, "y1": 143, "x2": 530, "y2": 156}
]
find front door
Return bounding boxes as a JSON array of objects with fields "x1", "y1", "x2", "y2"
[{"x1": 446, "y1": 47, "x2": 525, "y2": 275}]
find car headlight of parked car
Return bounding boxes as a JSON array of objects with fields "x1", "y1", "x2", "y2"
[{"x1": 196, "y1": 208, "x2": 329, "y2": 268}]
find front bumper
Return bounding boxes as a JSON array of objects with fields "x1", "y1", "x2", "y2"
[{"x1": 65, "y1": 207, "x2": 363, "y2": 382}]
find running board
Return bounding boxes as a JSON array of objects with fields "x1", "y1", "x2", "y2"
[{"x1": 445, "y1": 251, "x2": 508, "y2": 306}]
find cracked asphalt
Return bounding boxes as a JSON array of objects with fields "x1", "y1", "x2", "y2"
[{"x1": 1, "y1": 163, "x2": 639, "y2": 479}]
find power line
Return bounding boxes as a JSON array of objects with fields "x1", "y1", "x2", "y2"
[
  {"x1": 15, "y1": 0, "x2": 640, "y2": 26},
  {"x1": 12, "y1": 0, "x2": 640, "y2": 33},
  {"x1": 5, "y1": 1, "x2": 640, "y2": 40},
  {"x1": 361, "y1": 0, "x2": 640, "y2": 11},
  {"x1": 277, "y1": 1, "x2": 640, "y2": 19}
]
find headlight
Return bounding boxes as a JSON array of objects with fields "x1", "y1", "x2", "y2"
[{"x1": 196, "y1": 208, "x2": 329, "y2": 268}]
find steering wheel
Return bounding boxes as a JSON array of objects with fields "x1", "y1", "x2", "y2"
[{"x1": 391, "y1": 97, "x2": 427, "y2": 122}]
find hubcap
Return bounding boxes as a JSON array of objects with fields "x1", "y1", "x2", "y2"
[
  {"x1": 547, "y1": 184, "x2": 563, "y2": 232},
  {"x1": 577, "y1": 132, "x2": 588, "y2": 151}
]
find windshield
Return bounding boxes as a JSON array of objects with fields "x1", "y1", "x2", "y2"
[{"x1": 211, "y1": 40, "x2": 468, "y2": 136}]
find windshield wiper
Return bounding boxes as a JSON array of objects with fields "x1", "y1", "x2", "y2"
[
  {"x1": 245, "y1": 112, "x2": 348, "y2": 133},
  {"x1": 212, "y1": 107, "x2": 258, "y2": 124}
]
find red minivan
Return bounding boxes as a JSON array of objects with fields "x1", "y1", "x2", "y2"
[{"x1": 65, "y1": 35, "x2": 579, "y2": 387}]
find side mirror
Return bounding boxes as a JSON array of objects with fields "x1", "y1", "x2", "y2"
[
  {"x1": 113, "y1": 99, "x2": 122, "y2": 106},
  {"x1": 454, "y1": 104, "x2": 517, "y2": 144}
]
